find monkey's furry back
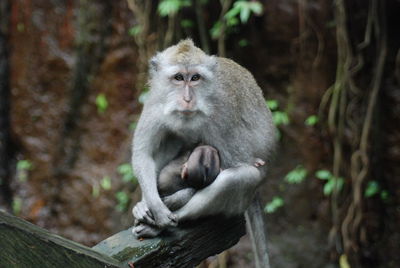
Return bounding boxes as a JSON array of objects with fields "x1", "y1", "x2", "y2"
[{"x1": 203, "y1": 56, "x2": 276, "y2": 169}]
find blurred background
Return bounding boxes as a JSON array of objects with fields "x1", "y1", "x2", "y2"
[{"x1": 0, "y1": 0, "x2": 399, "y2": 267}]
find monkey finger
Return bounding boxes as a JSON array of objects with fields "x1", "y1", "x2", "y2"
[
  {"x1": 134, "y1": 208, "x2": 155, "y2": 225},
  {"x1": 168, "y1": 213, "x2": 178, "y2": 225}
]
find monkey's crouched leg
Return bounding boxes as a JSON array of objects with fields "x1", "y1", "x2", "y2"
[
  {"x1": 174, "y1": 164, "x2": 263, "y2": 221},
  {"x1": 161, "y1": 188, "x2": 196, "y2": 211}
]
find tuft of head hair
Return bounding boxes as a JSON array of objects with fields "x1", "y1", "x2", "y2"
[{"x1": 151, "y1": 39, "x2": 214, "y2": 70}]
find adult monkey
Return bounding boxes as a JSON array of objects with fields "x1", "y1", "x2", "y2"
[{"x1": 132, "y1": 39, "x2": 276, "y2": 267}]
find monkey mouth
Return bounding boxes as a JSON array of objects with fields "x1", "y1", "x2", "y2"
[{"x1": 179, "y1": 110, "x2": 196, "y2": 116}]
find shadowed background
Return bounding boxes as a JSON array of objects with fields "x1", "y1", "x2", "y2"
[{"x1": 0, "y1": 0, "x2": 399, "y2": 267}]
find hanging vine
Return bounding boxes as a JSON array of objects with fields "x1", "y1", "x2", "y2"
[{"x1": 321, "y1": 0, "x2": 387, "y2": 263}]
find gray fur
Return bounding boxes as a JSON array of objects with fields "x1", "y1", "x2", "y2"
[{"x1": 132, "y1": 39, "x2": 276, "y2": 233}]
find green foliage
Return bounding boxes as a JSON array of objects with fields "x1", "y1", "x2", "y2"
[
  {"x1": 315, "y1": 170, "x2": 344, "y2": 196},
  {"x1": 266, "y1": 99, "x2": 289, "y2": 139},
  {"x1": 225, "y1": 0, "x2": 263, "y2": 24},
  {"x1": 158, "y1": 0, "x2": 191, "y2": 17},
  {"x1": 266, "y1": 99, "x2": 279, "y2": 110},
  {"x1": 128, "y1": 25, "x2": 142, "y2": 36},
  {"x1": 315, "y1": 170, "x2": 331, "y2": 180},
  {"x1": 17, "y1": 160, "x2": 33, "y2": 171},
  {"x1": 364, "y1": 180, "x2": 379, "y2": 197},
  {"x1": 16, "y1": 160, "x2": 33, "y2": 182},
  {"x1": 181, "y1": 19, "x2": 194, "y2": 28},
  {"x1": 117, "y1": 163, "x2": 137, "y2": 184},
  {"x1": 264, "y1": 196, "x2": 284, "y2": 214},
  {"x1": 100, "y1": 176, "x2": 112, "y2": 190},
  {"x1": 129, "y1": 121, "x2": 137, "y2": 131},
  {"x1": 285, "y1": 165, "x2": 307, "y2": 184},
  {"x1": 12, "y1": 197, "x2": 22, "y2": 215},
  {"x1": 305, "y1": 115, "x2": 319, "y2": 126},
  {"x1": 210, "y1": 21, "x2": 222, "y2": 39},
  {"x1": 364, "y1": 181, "x2": 389, "y2": 201},
  {"x1": 92, "y1": 185, "x2": 100, "y2": 198},
  {"x1": 266, "y1": 99, "x2": 290, "y2": 126},
  {"x1": 380, "y1": 190, "x2": 389, "y2": 201},
  {"x1": 115, "y1": 191, "x2": 130, "y2": 212},
  {"x1": 273, "y1": 111, "x2": 290, "y2": 126},
  {"x1": 238, "y1": 39, "x2": 249, "y2": 47},
  {"x1": 95, "y1": 93, "x2": 108, "y2": 114}
]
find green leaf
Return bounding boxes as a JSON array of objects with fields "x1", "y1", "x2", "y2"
[
  {"x1": 117, "y1": 163, "x2": 137, "y2": 184},
  {"x1": 339, "y1": 254, "x2": 351, "y2": 268},
  {"x1": 285, "y1": 165, "x2": 307, "y2": 184},
  {"x1": 323, "y1": 179, "x2": 335, "y2": 195},
  {"x1": 240, "y1": 6, "x2": 251, "y2": 23},
  {"x1": 380, "y1": 190, "x2": 389, "y2": 201},
  {"x1": 115, "y1": 191, "x2": 130, "y2": 212},
  {"x1": 272, "y1": 111, "x2": 290, "y2": 125},
  {"x1": 305, "y1": 115, "x2": 319, "y2": 126},
  {"x1": 158, "y1": 0, "x2": 181, "y2": 17},
  {"x1": 364, "y1": 181, "x2": 380, "y2": 197},
  {"x1": 264, "y1": 196, "x2": 284, "y2": 214},
  {"x1": 315, "y1": 170, "x2": 332, "y2": 180},
  {"x1": 181, "y1": 19, "x2": 194, "y2": 28},
  {"x1": 12, "y1": 197, "x2": 22, "y2": 215},
  {"x1": 225, "y1": 5, "x2": 241, "y2": 20},
  {"x1": 128, "y1": 25, "x2": 142, "y2": 36},
  {"x1": 210, "y1": 21, "x2": 222, "y2": 39},
  {"x1": 92, "y1": 185, "x2": 100, "y2": 198},
  {"x1": 238, "y1": 39, "x2": 249, "y2": 47},
  {"x1": 249, "y1": 2, "x2": 263, "y2": 15},
  {"x1": 226, "y1": 16, "x2": 239, "y2": 27},
  {"x1": 129, "y1": 121, "x2": 137, "y2": 131},
  {"x1": 95, "y1": 93, "x2": 108, "y2": 113},
  {"x1": 276, "y1": 128, "x2": 282, "y2": 140},
  {"x1": 323, "y1": 177, "x2": 344, "y2": 196},
  {"x1": 100, "y1": 176, "x2": 112, "y2": 190},
  {"x1": 17, "y1": 160, "x2": 33, "y2": 171},
  {"x1": 266, "y1": 99, "x2": 279, "y2": 110},
  {"x1": 117, "y1": 163, "x2": 132, "y2": 175}
]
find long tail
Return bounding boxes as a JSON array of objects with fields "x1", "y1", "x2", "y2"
[{"x1": 245, "y1": 194, "x2": 271, "y2": 268}]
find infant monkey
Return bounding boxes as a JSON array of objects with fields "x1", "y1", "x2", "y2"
[{"x1": 158, "y1": 145, "x2": 220, "y2": 210}]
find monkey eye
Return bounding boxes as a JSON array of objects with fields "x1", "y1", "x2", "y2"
[
  {"x1": 191, "y1": 74, "x2": 201, "y2": 81},
  {"x1": 174, "y1": 73, "x2": 184, "y2": 81}
]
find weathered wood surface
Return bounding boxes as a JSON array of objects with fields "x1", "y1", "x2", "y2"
[
  {"x1": 0, "y1": 210, "x2": 246, "y2": 268},
  {"x1": 93, "y1": 216, "x2": 246, "y2": 268},
  {"x1": 0, "y1": 210, "x2": 121, "y2": 268}
]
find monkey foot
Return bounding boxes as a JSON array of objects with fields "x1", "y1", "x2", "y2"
[{"x1": 132, "y1": 223, "x2": 163, "y2": 238}]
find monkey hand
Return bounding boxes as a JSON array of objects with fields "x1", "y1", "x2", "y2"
[
  {"x1": 148, "y1": 201, "x2": 178, "y2": 228},
  {"x1": 132, "y1": 201, "x2": 156, "y2": 226},
  {"x1": 133, "y1": 200, "x2": 177, "y2": 228}
]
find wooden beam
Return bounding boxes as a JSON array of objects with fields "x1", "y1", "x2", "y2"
[
  {"x1": 93, "y1": 216, "x2": 246, "y2": 268},
  {"x1": 0, "y1": 210, "x2": 121, "y2": 268},
  {"x1": 0, "y1": 210, "x2": 246, "y2": 267}
]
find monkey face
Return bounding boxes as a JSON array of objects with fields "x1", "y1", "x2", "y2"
[
  {"x1": 161, "y1": 65, "x2": 215, "y2": 118},
  {"x1": 147, "y1": 40, "x2": 218, "y2": 130}
]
